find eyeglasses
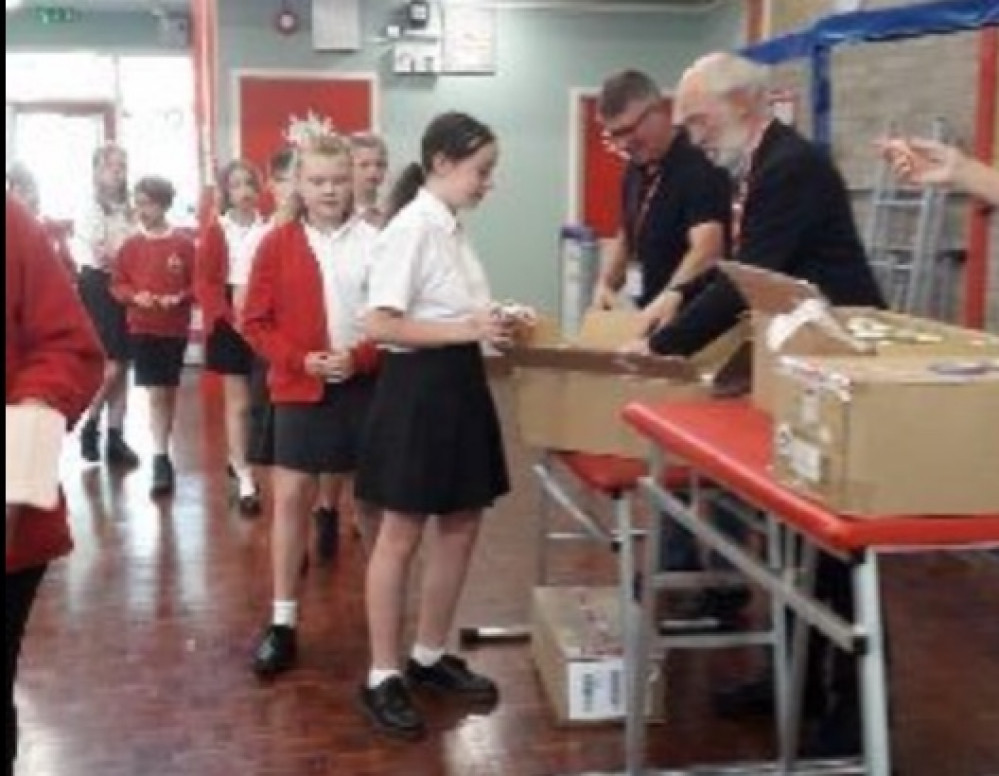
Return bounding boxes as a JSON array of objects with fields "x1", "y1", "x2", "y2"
[{"x1": 602, "y1": 102, "x2": 659, "y2": 144}]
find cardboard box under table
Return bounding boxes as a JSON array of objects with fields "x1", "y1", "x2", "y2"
[
  {"x1": 510, "y1": 310, "x2": 744, "y2": 458},
  {"x1": 531, "y1": 585, "x2": 665, "y2": 725},
  {"x1": 772, "y1": 354, "x2": 999, "y2": 516},
  {"x1": 718, "y1": 261, "x2": 999, "y2": 415}
]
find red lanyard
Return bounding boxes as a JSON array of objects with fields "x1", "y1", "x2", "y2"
[{"x1": 630, "y1": 167, "x2": 663, "y2": 247}]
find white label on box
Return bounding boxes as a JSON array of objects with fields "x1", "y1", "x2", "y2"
[
  {"x1": 789, "y1": 436, "x2": 824, "y2": 484},
  {"x1": 567, "y1": 658, "x2": 625, "y2": 720}
]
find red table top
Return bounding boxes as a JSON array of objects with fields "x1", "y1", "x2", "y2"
[{"x1": 622, "y1": 399, "x2": 999, "y2": 554}]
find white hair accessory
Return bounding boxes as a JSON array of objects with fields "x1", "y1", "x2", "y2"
[{"x1": 284, "y1": 112, "x2": 339, "y2": 149}]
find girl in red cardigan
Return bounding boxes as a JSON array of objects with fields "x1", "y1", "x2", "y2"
[
  {"x1": 196, "y1": 160, "x2": 266, "y2": 515},
  {"x1": 112, "y1": 177, "x2": 195, "y2": 497},
  {"x1": 242, "y1": 130, "x2": 380, "y2": 679},
  {"x1": 6, "y1": 195, "x2": 105, "y2": 771}
]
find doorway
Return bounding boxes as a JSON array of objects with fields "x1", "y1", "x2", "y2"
[{"x1": 7, "y1": 102, "x2": 114, "y2": 221}]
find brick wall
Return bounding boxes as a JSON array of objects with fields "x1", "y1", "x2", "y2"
[{"x1": 761, "y1": 0, "x2": 996, "y2": 329}]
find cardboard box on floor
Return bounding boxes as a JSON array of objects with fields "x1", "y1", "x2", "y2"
[
  {"x1": 719, "y1": 262, "x2": 999, "y2": 414},
  {"x1": 772, "y1": 354, "x2": 999, "y2": 516},
  {"x1": 531, "y1": 586, "x2": 666, "y2": 725},
  {"x1": 510, "y1": 310, "x2": 746, "y2": 458}
]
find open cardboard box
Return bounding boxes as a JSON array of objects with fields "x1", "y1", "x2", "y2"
[
  {"x1": 772, "y1": 354, "x2": 999, "y2": 516},
  {"x1": 509, "y1": 309, "x2": 745, "y2": 458},
  {"x1": 719, "y1": 262, "x2": 999, "y2": 414}
]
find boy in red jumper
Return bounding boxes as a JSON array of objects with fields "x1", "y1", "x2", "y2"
[{"x1": 111, "y1": 177, "x2": 195, "y2": 496}]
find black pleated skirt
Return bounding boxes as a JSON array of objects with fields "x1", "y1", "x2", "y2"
[
  {"x1": 204, "y1": 319, "x2": 254, "y2": 376},
  {"x1": 273, "y1": 376, "x2": 375, "y2": 475},
  {"x1": 356, "y1": 344, "x2": 509, "y2": 516},
  {"x1": 78, "y1": 266, "x2": 130, "y2": 361}
]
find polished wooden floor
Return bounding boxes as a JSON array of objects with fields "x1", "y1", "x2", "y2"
[{"x1": 14, "y1": 371, "x2": 999, "y2": 776}]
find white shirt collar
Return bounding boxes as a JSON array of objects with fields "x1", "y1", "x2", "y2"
[
  {"x1": 413, "y1": 188, "x2": 459, "y2": 235},
  {"x1": 303, "y1": 215, "x2": 361, "y2": 244},
  {"x1": 137, "y1": 223, "x2": 174, "y2": 240},
  {"x1": 221, "y1": 211, "x2": 262, "y2": 230}
]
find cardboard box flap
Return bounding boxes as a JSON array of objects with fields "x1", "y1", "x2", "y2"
[
  {"x1": 576, "y1": 310, "x2": 645, "y2": 348},
  {"x1": 720, "y1": 260, "x2": 828, "y2": 315},
  {"x1": 510, "y1": 346, "x2": 700, "y2": 381}
]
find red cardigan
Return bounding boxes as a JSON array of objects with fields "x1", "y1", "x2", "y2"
[
  {"x1": 241, "y1": 220, "x2": 379, "y2": 404},
  {"x1": 195, "y1": 218, "x2": 231, "y2": 330},
  {"x1": 5, "y1": 196, "x2": 105, "y2": 574}
]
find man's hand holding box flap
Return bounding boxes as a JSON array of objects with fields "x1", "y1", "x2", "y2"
[{"x1": 6, "y1": 403, "x2": 66, "y2": 511}]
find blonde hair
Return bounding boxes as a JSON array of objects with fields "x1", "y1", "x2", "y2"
[{"x1": 286, "y1": 132, "x2": 353, "y2": 221}]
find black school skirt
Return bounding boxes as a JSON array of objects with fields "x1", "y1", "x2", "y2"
[
  {"x1": 273, "y1": 375, "x2": 376, "y2": 475},
  {"x1": 356, "y1": 344, "x2": 509, "y2": 516},
  {"x1": 204, "y1": 287, "x2": 254, "y2": 376},
  {"x1": 78, "y1": 266, "x2": 130, "y2": 362},
  {"x1": 205, "y1": 321, "x2": 254, "y2": 376},
  {"x1": 246, "y1": 357, "x2": 275, "y2": 467}
]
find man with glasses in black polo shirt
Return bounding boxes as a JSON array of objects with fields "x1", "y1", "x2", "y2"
[
  {"x1": 593, "y1": 69, "x2": 731, "y2": 337},
  {"x1": 593, "y1": 70, "x2": 748, "y2": 617}
]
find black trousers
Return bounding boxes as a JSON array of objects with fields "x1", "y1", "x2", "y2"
[{"x1": 6, "y1": 565, "x2": 47, "y2": 774}]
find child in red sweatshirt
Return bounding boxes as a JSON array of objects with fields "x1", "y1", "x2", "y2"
[{"x1": 111, "y1": 176, "x2": 195, "y2": 497}]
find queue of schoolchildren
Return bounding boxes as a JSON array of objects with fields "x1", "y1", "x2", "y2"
[{"x1": 9, "y1": 50, "x2": 998, "y2": 771}]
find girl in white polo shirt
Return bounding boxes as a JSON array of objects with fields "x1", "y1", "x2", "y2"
[{"x1": 356, "y1": 112, "x2": 512, "y2": 740}]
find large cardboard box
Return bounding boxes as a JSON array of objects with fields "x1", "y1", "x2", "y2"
[
  {"x1": 719, "y1": 262, "x2": 999, "y2": 414},
  {"x1": 531, "y1": 586, "x2": 665, "y2": 725},
  {"x1": 510, "y1": 310, "x2": 745, "y2": 458},
  {"x1": 772, "y1": 355, "x2": 999, "y2": 516}
]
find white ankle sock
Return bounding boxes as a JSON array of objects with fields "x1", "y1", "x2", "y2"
[
  {"x1": 236, "y1": 472, "x2": 256, "y2": 498},
  {"x1": 368, "y1": 668, "x2": 401, "y2": 689},
  {"x1": 411, "y1": 643, "x2": 445, "y2": 667},
  {"x1": 272, "y1": 600, "x2": 298, "y2": 628}
]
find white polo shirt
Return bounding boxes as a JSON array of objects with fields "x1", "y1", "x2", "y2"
[
  {"x1": 71, "y1": 201, "x2": 134, "y2": 271},
  {"x1": 231, "y1": 215, "x2": 279, "y2": 287},
  {"x1": 303, "y1": 216, "x2": 378, "y2": 350},
  {"x1": 220, "y1": 211, "x2": 266, "y2": 286},
  {"x1": 367, "y1": 188, "x2": 491, "y2": 342}
]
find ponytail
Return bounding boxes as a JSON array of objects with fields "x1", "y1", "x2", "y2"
[{"x1": 384, "y1": 162, "x2": 425, "y2": 224}]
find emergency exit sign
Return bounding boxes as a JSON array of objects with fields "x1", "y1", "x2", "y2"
[{"x1": 35, "y1": 6, "x2": 82, "y2": 23}]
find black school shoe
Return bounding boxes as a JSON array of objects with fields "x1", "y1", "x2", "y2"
[
  {"x1": 150, "y1": 454, "x2": 175, "y2": 497},
  {"x1": 405, "y1": 654, "x2": 499, "y2": 705},
  {"x1": 252, "y1": 625, "x2": 297, "y2": 679},
  {"x1": 80, "y1": 420, "x2": 100, "y2": 463},
  {"x1": 358, "y1": 676, "x2": 426, "y2": 740},
  {"x1": 106, "y1": 429, "x2": 139, "y2": 468}
]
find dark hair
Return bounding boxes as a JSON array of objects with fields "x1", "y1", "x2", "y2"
[
  {"x1": 217, "y1": 159, "x2": 262, "y2": 213},
  {"x1": 269, "y1": 146, "x2": 296, "y2": 179},
  {"x1": 134, "y1": 176, "x2": 176, "y2": 210},
  {"x1": 598, "y1": 69, "x2": 660, "y2": 120},
  {"x1": 384, "y1": 112, "x2": 495, "y2": 223}
]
